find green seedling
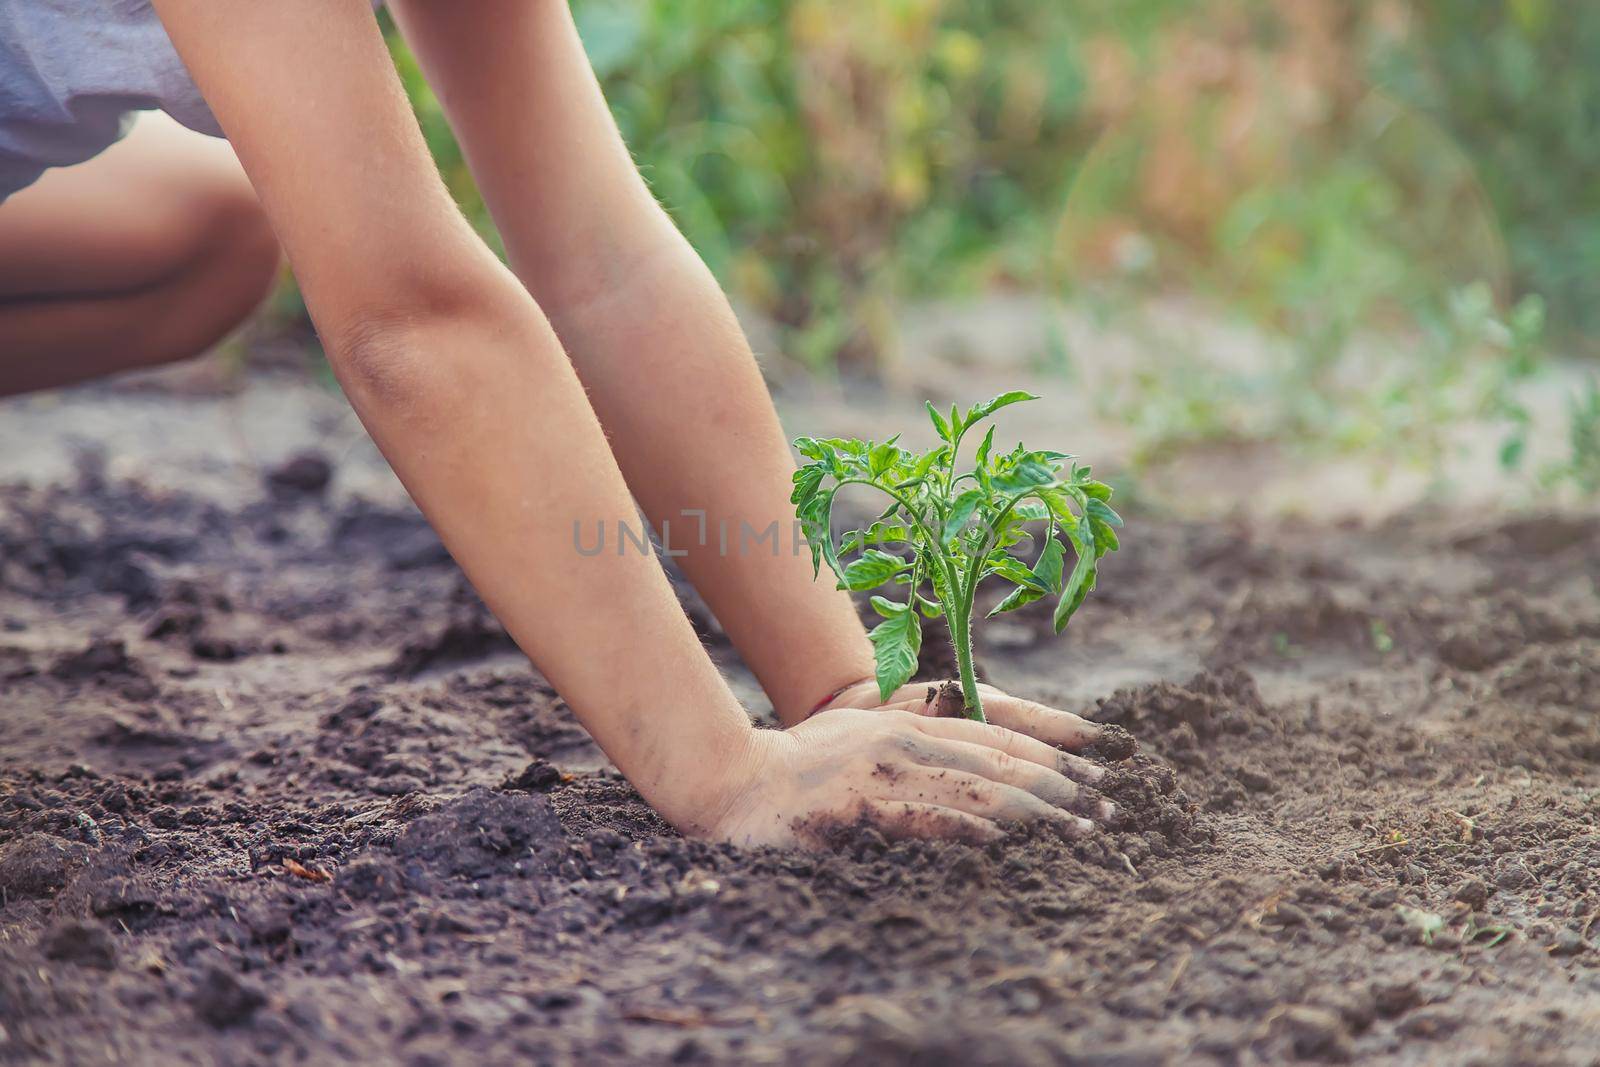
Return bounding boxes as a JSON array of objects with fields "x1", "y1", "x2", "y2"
[{"x1": 791, "y1": 391, "x2": 1122, "y2": 722}]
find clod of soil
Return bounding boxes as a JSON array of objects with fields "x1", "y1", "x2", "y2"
[
  {"x1": 928, "y1": 679, "x2": 965, "y2": 718},
  {"x1": 0, "y1": 834, "x2": 90, "y2": 897},
  {"x1": 1096, "y1": 754, "x2": 1208, "y2": 846},
  {"x1": 190, "y1": 965, "x2": 267, "y2": 1029},
  {"x1": 264, "y1": 450, "x2": 333, "y2": 496},
  {"x1": 39, "y1": 921, "x2": 117, "y2": 970},
  {"x1": 1082, "y1": 723, "x2": 1138, "y2": 763}
]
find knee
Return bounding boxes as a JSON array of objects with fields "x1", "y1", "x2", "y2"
[
  {"x1": 137, "y1": 180, "x2": 282, "y2": 367},
  {"x1": 193, "y1": 180, "x2": 283, "y2": 309}
]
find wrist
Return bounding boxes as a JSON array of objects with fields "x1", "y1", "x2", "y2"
[
  {"x1": 778, "y1": 666, "x2": 875, "y2": 728},
  {"x1": 797, "y1": 673, "x2": 877, "y2": 722},
  {"x1": 640, "y1": 712, "x2": 768, "y2": 838}
]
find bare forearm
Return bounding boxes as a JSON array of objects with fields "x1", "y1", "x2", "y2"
[
  {"x1": 542, "y1": 238, "x2": 875, "y2": 723},
  {"x1": 391, "y1": 0, "x2": 874, "y2": 722},
  {"x1": 330, "y1": 286, "x2": 756, "y2": 831}
]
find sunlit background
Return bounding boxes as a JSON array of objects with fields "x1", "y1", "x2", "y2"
[{"x1": 257, "y1": 0, "x2": 1599, "y2": 509}]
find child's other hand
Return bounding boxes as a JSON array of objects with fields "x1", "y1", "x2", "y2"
[
  {"x1": 705, "y1": 707, "x2": 1115, "y2": 848},
  {"x1": 815, "y1": 678, "x2": 1105, "y2": 751}
]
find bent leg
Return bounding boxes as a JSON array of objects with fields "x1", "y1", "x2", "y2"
[{"x1": 0, "y1": 112, "x2": 282, "y2": 397}]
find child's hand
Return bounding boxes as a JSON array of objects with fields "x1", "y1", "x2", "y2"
[
  {"x1": 705, "y1": 707, "x2": 1116, "y2": 848},
  {"x1": 813, "y1": 678, "x2": 1105, "y2": 751}
]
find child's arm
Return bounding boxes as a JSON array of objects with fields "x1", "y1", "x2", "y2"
[
  {"x1": 384, "y1": 1, "x2": 1109, "y2": 745},
  {"x1": 386, "y1": 0, "x2": 873, "y2": 724},
  {"x1": 150, "y1": 0, "x2": 1114, "y2": 845}
]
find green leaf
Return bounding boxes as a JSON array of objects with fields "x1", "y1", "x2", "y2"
[
  {"x1": 1085, "y1": 498, "x2": 1123, "y2": 528},
  {"x1": 910, "y1": 446, "x2": 946, "y2": 481},
  {"x1": 841, "y1": 549, "x2": 909, "y2": 590},
  {"x1": 793, "y1": 436, "x2": 826, "y2": 461},
  {"x1": 790, "y1": 464, "x2": 825, "y2": 506},
  {"x1": 943, "y1": 488, "x2": 985, "y2": 546},
  {"x1": 868, "y1": 441, "x2": 899, "y2": 477},
  {"x1": 1085, "y1": 499, "x2": 1122, "y2": 556},
  {"x1": 985, "y1": 535, "x2": 1063, "y2": 615},
  {"x1": 1090, "y1": 518, "x2": 1120, "y2": 555},
  {"x1": 992, "y1": 457, "x2": 1056, "y2": 495},
  {"x1": 926, "y1": 401, "x2": 951, "y2": 442},
  {"x1": 868, "y1": 606, "x2": 922, "y2": 701},
  {"x1": 1081, "y1": 480, "x2": 1113, "y2": 501},
  {"x1": 986, "y1": 554, "x2": 1042, "y2": 589},
  {"x1": 868, "y1": 595, "x2": 902, "y2": 619},
  {"x1": 871, "y1": 498, "x2": 901, "y2": 524},
  {"x1": 1032, "y1": 536, "x2": 1066, "y2": 592},
  {"x1": 968, "y1": 390, "x2": 1040, "y2": 424},
  {"x1": 1053, "y1": 543, "x2": 1097, "y2": 633},
  {"x1": 997, "y1": 524, "x2": 1033, "y2": 550},
  {"x1": 974, "y1": 426, "x2": 996, "y2": 468},
  {"x1": 1038, "y1": 486, "x2": 1080, "y2": 528},
  {"x1": 864, "y1": 520, "x2": 910, "y2": 547},
  {"x1": 988, "y1": 584, "x2": 1043, "y2": 617},
  {"x1": 973, "y1": 426, "x2": 996, "y2": 491},
  {"x1": 797, "y1": 489, "x2": 843, "y2": 582},
  {"x1": 915, "y1": 595, "x2": 944, "y2": 619}
]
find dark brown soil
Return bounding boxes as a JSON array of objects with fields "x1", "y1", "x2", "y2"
[
  {"x1": 1082, "y1": 722, "x2": 1138, "y2": 763},
  {"x1": 928, "y1": 679, "x2": 965, "y2": 719},
  {"x1": 4, "y1": 456, "x2": 1600, "y2": 1064}
]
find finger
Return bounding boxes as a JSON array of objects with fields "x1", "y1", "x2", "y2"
[
  {"x1": 872, "y1": 683, "x2": 945, "y2": 714},
  {"x1": 878, "y1": 685, "x2": 1105, "y2": 749},
  {"x1": 903, "y1": 742, "x2": 1116, "y2": 821},
  {"x1": 861, "y1": 799, "x2": 1004, "y2": 844},
  {"x1": 911, "y1": 715, "x2": 1108, "y2": 787},
  {"x1": 976, "y1": 693, "x2": 1103, "y2": 750},
  {"x1": 884, "y1": 770, "x2": 1092, "y2": 837}
]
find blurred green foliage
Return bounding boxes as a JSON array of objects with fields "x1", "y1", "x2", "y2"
[
  {"x1": 565, "y1": 0, "x2": 1114, "y2": 371},
  {"x1": 1373, "y1": 0, "x2": 1600, "y2": 339},
  {"x1": 362, "y1": 1, "x2": 1600, "y2": 489},
  {"x1": 379, "y1": 1, "x2": 1593, "y2": 374}
]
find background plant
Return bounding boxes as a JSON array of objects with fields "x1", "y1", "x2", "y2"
[
  {"x1": 791, "y1": 392, "x2": 1121, "y2": 721},
  {"x1": 268, "y1": 3, "x2": 1597, "y2": 490}
]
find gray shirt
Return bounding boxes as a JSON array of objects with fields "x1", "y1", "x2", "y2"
[{"x1": 0, "y1": 0, "x2": 226, "y2": 202}]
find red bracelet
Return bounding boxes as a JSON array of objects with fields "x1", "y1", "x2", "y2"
[{"x1": 804, "y1": 676, "x2": 875, "y2": 719}]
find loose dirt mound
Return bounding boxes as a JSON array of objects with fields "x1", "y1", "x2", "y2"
[{"x1": 3, "y1": 462, "x2": 1600, "y2": 1064}]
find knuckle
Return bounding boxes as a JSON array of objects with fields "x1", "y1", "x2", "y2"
[
  {"x1": 894, "y1": 731, "x2": 925, "y2": 757},
  {"x1": 869, "y1": 730, "x2": 912, "y2": 763},
  {"x1": 964, "y1": 779, "x2": 999, "y2": 808},
  {"x1": 985, "y1": 723, "x2": 1023, "y2": 753},
  {"x1": 987, "y1": 749, "x2": 1019, "y2": 778}
]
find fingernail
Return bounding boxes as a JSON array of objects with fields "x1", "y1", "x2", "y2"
[{"x1": 1052, "y1": 811, "x2": 1092, "y2": 836}]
